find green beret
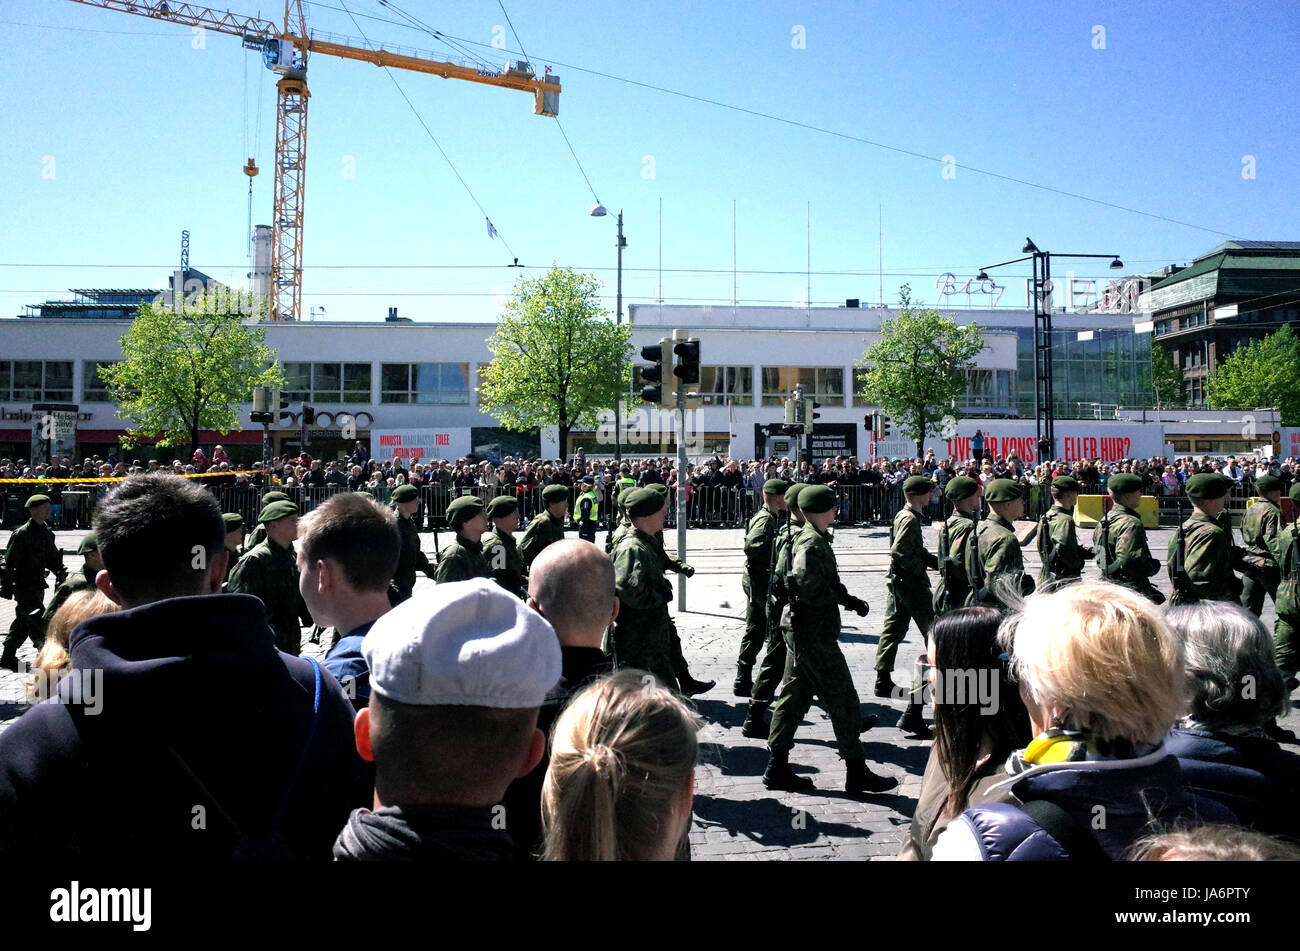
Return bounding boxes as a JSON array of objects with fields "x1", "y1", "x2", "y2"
[
  {"x1": 77, "y1": 532, "x2": 99, "y2": 554},
  {"x1": 446, "y1": 495, "x2": 486, "y2": 526},
  {"x1": 1186, "y1": 473, "x2": 1232, "y2": 500},
  {"x1": 944, "y1": 476, "x2": 978, "y2": 502},
  {"x1": 763, "y1": 478, "x2": 790, "y2": 496},
  {"x1": 391, "y1": 485, "x2": 419, "y2": 503},
  {"x1": 260, "y1": 491, "x2": 290, "y2": 505},
  {"x1": 486, "y1": 496, "x2": 518, "y2": 518},
  {"x1": 221, "y1": 513, "x2": 244, "y2": 533},
  {"x1": 798, "y1": 485, "x2": 837, "y2": 514},
  {"x1": 1290, "y1": 483, "x2": 1300, "y2": 504},
  {"x1": 541, "y1": 484, "x2": 570, "y2": 504},
  {"x1": 1107, "y1": 473, "x2": 1142, "y2": 495},
  {"x1": 1052, "y1": 476, "x2": 1082, "y2": 493},
  {"x1": 25, "y1": 494, "x2": 51, "y2": 509},
  {"x1": 1256, "y1": 475, "x2": 1283, "y2": 493},
  {"x1": 984, "y1": 479, "x2": 1024, "y2": 503},
  {"x1": 356, "y1": 491, "x2": 376, "y2": 501},
  {"x1": 625, "y1": 487, "x2": 666, "y2": 519},
  {"x1": 784, "y1": 484, "x2": 804, "y2": 508},
  {"x1": 903, "y1": 476, "x2": 934, "y2": 496},
  {"x1": 646, "y1": 483, "x2": 670, "y2": 500},
  {"x1": 258, "y1": 500, "x2": 298, "y2": 523}
]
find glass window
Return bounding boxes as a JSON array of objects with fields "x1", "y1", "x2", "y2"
[
  {"x1": 382, "y1": 363, "x2": 470, "y2": 404},
  {"x1": 283, "y1": 362, "x2": 312, "y2": 402},
  {"x1": 0, "y1": 362, "x2": 9, "y2": 400},
  {"x1": 381, "y1": 363, "x2": 411, "y2": 403},
  {"x1": 852, "y1": 367, "x2": 872, "y2": 407},
  {"x1": 312, "y1": 363, "x2": 342, "y2": 403},
  {"x1": 761, "y1": 367, "x2": 843, "y2": 406},
  {"x1": 698, "y1": 365, "x2": 753, "y2": 406},
  {"x1": 343, "y1": 363, "x2": 371, "y2": 401},
  {"x1": 13, "y1": 361, "x2": 42, "y2": 401},
  {"x1": 83, "y1": 361, "x2": 117, "y2": 401}
]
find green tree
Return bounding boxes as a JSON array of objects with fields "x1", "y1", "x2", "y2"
[
  {"x1": 858, "y1": 285, "x2": 984, "y2": 457},
  {"x1": 478, "y1": 267, "x2": 633, "y2": 453},
  {"x1": 1207, "y1": 324, "x2": 1300, "y2": 425},
  {"x1": 1150, "y1": 344, "x2": 1185, "y2": 410},
  {"x1": 100, "y1": 292, "x2": 284, "y2": 457}
]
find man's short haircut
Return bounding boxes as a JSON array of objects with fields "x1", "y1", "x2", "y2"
[
  {"x1": 528, "y1": 540, "x2": 615, "y2": 642},
  {"x1": 93, "y1": 473, "x2": 224, "y2": 604},
  {"x1": 369, "y1": 694, "x2": 538, "y2": 800},
  {"x1": 297, "y1": 493, "x2": 400, "y2": 592}
]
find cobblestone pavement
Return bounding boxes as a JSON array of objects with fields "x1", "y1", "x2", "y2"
[{"x1": 0, "y1": 523, "x2": 1282, "y2": 860}]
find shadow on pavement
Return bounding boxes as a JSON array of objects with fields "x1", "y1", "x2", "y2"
[
  {"x1": 692, "y1": 792, "x2": 875, "y2": 846},
  {"x1": 691, "y1": 698, "x2": 748, "y2": 729}
]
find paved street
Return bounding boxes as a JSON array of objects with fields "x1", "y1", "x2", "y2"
[{"x1": 0, "y1": 523, "x2": 1282, "y2": 860}]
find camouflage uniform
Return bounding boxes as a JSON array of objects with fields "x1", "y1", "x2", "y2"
[
  {"x1": 1274, "y1": 518, "x2": 1300, "y2": 674},
  {"x1": 434, "y1": 535, "x2": 492, "y2": 585},
  {"x1": 1168, "y1": 512, "x2": 1243, "y2": 606},
  {"x1": 519, "y1": 512, "x2": 566, "y2": 571},
  {"x1": 1093, "y1": 504, "x2": 1164, "y2": 603},
  {"x1": 2, "y1": 514, "x2": 65, "y2": 663},
  {"x1": 481, "y1": 528, "x2": 524, "y2": 598},
  {"x1": 1240, "y1": 497, "x2": 1282, "y2": 616},
  {"x1": 228, "y1": 537, "x2": 310, "y2": 656},
  {"x1": 391, "y1": 511, "x2": 435, "y2": 603},
  {"x1": 876, "y1": 504, "x2": 936, "y2": 674},
  {"x1": 610, "y1": 527, "x2": 678, "y2": 691},
  {"x1": 739, "y1": 503, "x2": 781, "y2": 683},
  {"x1": 965, "y1": 513, "x2": 1031, "y2": 611},
  {"x1": 1037, "y1": 503, "x2": 1089, "y2": 589},
  {"x1": 934, "y1": 509, "x2": 977, "y2": 614}
]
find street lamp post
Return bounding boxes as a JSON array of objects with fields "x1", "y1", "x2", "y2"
[
  {"x1": 591, "y1": 202, "x2": 626, "y2": 464},
  {"x1": 978, "y1": 239, "x2": 1123, "y2": 464}
]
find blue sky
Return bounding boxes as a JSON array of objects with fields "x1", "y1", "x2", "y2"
[{"x1": 2, "y1": 0, "x2": 1297, "y2": 321}]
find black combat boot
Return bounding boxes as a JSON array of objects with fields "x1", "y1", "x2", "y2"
[
  {"x1": 741, "y1": 703, "x2": 770, "y2": 739},
  {"x1": 733, "y1": 665, "x2": 754, "y2": 698},
  {"x1": 897, "y1": 703, "x2": 933, "y2": 740},
  {"x1": 1264, "y1": 719, "x2": 1299, "y2": 744},
  {"x1": 845, "y1": 758, "x2": 898, "y2": 795},
  {"x1": 874, "y1": 670, "x2": 902, "y2": 699},
  {"x1": 678, "y1": 675, "x2": 716, "y2": 697},
  {"x1": 763, "y1": 751, "x2": 814, "y2": 791}
]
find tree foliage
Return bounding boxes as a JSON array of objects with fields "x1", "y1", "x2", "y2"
[
  {"x1": 858, "y1": 285, "x2": 985, "y2": 456},
  {"x1": 1150, "y1": 344, "x2": 1185, "y2": 410},
  {"x1": 1207, "y1": 324, "x2": 1300, "y2": 425},
  {"x1": 478, "y1": 267, "x2": 633, "y2": 452},
  {"x1": 99, "y1": 293, "x2": 283, "y2": 456}
]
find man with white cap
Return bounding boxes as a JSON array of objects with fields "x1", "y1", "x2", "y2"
[{"x1": 334, "y1": 578, "x2": 562, "y2": 861}]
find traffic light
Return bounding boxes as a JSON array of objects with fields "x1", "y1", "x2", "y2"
[
  {"x1": 803, "y1": 396, "x2": 820, "y2": 434},
  {"x1": 275, "y1": 389, "x2": 292, "y2": 427},
  {"x1": 638, "y1": 338, "x2": 675, "y2": 406},
  {"x1": 251, "y1": 385, "x2": 273, "y2": 424},
  {"x1": 881, "y1": 414, "x2": 892, "y2": 437},
  {"x1": 784, "y1": 396, "x2": 797, "y2": 427},
  {"x1": 672, "y1": 338, "x2": 700, "y2": 386}
]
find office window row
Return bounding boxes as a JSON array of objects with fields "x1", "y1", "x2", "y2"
[
  {"x1": 381, "y1": 363, "x2": 470, "y2": 404},
  {"x1": 282, "y1": 362, "x2": 372, "y2": 402},
  {"x1": 0, "y1": 361, "x2": 73, "y2": 402}
]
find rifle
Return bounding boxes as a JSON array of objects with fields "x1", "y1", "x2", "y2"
[
  {"x1": 1037, "y1": 512, "x2": 1055, "y2": 579},
  {"x1": 1170, "y1": 520, "x2": 1196, "y2": 602},
  {"x1": 1098, "y1": 513, "x2": 1115, "y2": 581}
]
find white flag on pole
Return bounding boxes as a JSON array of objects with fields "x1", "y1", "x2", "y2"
[{"x1": 486, "y1": 218, "x2": 498, "y2": 240}]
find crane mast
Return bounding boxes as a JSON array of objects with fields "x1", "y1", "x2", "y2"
[{"x1": 64, "y1": 0, "x2": 561, "y2": 320}]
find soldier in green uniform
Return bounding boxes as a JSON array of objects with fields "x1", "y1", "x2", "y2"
[
  {"x1": 389, "y1": 484, "x2": 436, "y2": 603},
  {"x1": 434, "y1": 495, "x2": 492, "y2": 584},
  {"x1": 574, "y1": 475, "x2": 600, "y2": 544},
  {"x1": 243, "y1": 490, "x2": 291, "y2": 552},
  {"x1": 1168, "y1": 473, "x2": 1243, "y2": 606},
  {"x1": 606, "y1": 465, "x2": 637, "y2": 550},
  {"x1": 41, "y1": 532, "x2": 103, "y2": 631},
  {"x1": 965, "y1": 479, "x2": 1035, "y2": 611},
  {"x1": 610, "y1": 487, "x2": 678, "y2": 692},
  {"x1": 0, "y1": 495, "x2": 66, "y2": 671},
  {"x1": 1036, "y1": 475, "x2": 1093, "y2": 590},
  {"x1": 1272, "y1": 482, "x2": 1300, "y2": 680},
  {"x1": 1093, "y1": 472, "x2": 1164, "y2": 603},
  {"x1": 742, "y1": 483, "x2": 801, "y2": 738},
  {"x1": 735, "y1": 478, "x2": 789, "y2": 697},
  {"x1": 1240, "y1": 474, "x2": 1284, "y2": 616},
  {"x1": 875, "y1": 476, "x2": 938, "y2": 699},
  {"x1": 764, "y1": 485, "x2": 896, "y2": 796},
  {"x1": 520, "y1": 484, "x2": 569, "y2": 570},
  {"x1": 228, "y1": 499, "x2": 312, "y2": 655},
  {"x1": 933, "y1": 476, "x2": 979, "y2": 614},
  {"x1": 480, "y1": 495, "x2": 525, "y2": 598},
  {"x1": 221, "y1": 513, "x2": 245, "y2": 587}
]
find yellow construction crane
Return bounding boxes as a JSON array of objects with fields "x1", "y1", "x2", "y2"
[{"x1": 66, "y1": 0, "x2": 561, "y2": 321}]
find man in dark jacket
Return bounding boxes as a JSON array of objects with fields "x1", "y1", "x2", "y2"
[
  {"x1": 0, "y1": 473, "x2": 369, "y2": 860},
  {"x1": 335, "y1": 579, "x2": 559, "y2": 860},
  {"x1": 503, "y1": 540, "x2": 615, "y2": 860}
]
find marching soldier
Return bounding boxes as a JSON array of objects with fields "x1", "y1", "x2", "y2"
[
  {"x1": 1168, "y1": 473, "x2": 1243, "y2": 606},
  {"x1": 606, "y1": 465, "x2": 638, "y2": 550},
  {"x1": 1272, "y1": 482, "x2": 1300, "y2": 682},
  {"x1": 520, "y1": 484, "x2": 570, "y2": 570},
  {"x1": 764, "y1": 485, "x2": 895, "y2": 795},
  {"x1": 933, "y1": 476, "x2": 979, "y2": 614},
  {"x1": 965, "y1": 479, "x2": 1035, "y2": 612},
  {"x1": 434, "y1": 495, "x2": 492, "y2": 584},
  {"x1": 875, "y1": 476, "x2": 938, "y2": 701},
  {"x1": 390, "y1": 484, "x2": 436, "y2": 603},
  {"x1": 742, "y1": 483, "x2": 801, "y2": 738},
  {"x1": 1093, "y1": 472, "x2": 1164, "y2": 603},
  {"x1": 574, "y1": 475, "x2": 600, "y2": 544},
  {"x1": 0, "y1": 494, "x2": 66, "y2": 671},
  {"x1": 1240, "y1": 474, "x2": 1284, "y2": 616},
  {"x1": 610, "y1": 487, "x2": 678, "y2": 691},
  {"x1": 481, "y1": 495, "x2": 525, "y2": 598},
  {"x1": 1036, "y1": 475, "x2": 1093, "y2": 590},
  {"x1": 228, "y1": 499, "x2": 312, "y2": 656},
  {"x1": 243, "y1": 490, "x2": 291, "y2": 551},
  {"x1": 735, "y1": 478, "x2": 789, "y2": 697},
  {"x1": 221, "y1": 513, "x2": 245, "y2": 587},
  {"x1": 42, "y1": 532, "x2": 103, "y2": 628}
]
